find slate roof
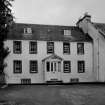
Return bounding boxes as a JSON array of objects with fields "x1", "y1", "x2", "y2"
[
  {"x1": 93, "y1": 23, "x2": 105, "y2": 33},
  {"x1": 7, "y1": 23, "x2": 92, "y2": 42},
  {"x1": 93, "y1": 23, "x2": 105, "y2": 36}
]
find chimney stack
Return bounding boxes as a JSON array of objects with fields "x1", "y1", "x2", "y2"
[{"x1": 76, "y1": 12, "x2": 91, "y2": 27}]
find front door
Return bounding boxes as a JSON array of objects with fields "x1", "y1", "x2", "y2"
[{"x1": 45, "y1": 61, "x2": 61, "y2": 81}]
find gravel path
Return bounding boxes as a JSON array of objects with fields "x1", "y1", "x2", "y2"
[{"x1": 0, "y1": 84, "x2": 105, "y2": 105}]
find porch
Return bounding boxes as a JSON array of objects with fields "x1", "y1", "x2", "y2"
[{"x1": 42, "y1": 54, "x2": 63, "y2": 82}]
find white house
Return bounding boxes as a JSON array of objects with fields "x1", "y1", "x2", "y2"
[
  {"x1": 77, "y1": 14, "x2": 105, "y2": 82},
  {"x1": 4, "y1": 14, "x2": 105, "y2": 84}
]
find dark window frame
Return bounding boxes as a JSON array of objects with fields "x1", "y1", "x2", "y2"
[
  {"x1": 63, "y1": 61, "x2": 71, "y2": 73},
  {"x1": 13, "y1": 41, "x2": 22, "y2": 54},
  {"x1": 30, "y1": 60, "x2": 38, "y2": 73},
  {"x1": 77, "y1": 43, "x2": 84, "y2": 55},
  {"x1": 13, "y1": 60, "x2": 22, "y2": 73},
  {"x1": 63, "y1": 42, "x2": 70, "y2": 54},
  {"x1": 78, "y1": 61, "x2": 85, "y2": 73},
  {"x1": 47, "y1": 42, "x2": 54, "y2": 54},
  {"x1": 29, "y1": 41, "x2": 37, "y2": 54}
]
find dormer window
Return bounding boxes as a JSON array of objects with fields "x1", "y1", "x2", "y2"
[
  {"x1": 24, "y1": 27, "x2": 32, "y2": 35},
  {"x1": 64, "y1": 30, "x2": 71, "y2": 36}
]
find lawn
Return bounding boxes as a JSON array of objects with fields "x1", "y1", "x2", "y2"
[{"x1": 0, "y1": 84, "x2": 105, "y2": 105}]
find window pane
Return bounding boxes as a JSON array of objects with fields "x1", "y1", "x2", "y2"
[
  {"x1": 13, "y1": 41, "x2": 21, "y2": 54},
  {"x1": 29, "y1": 41, "x2": 37, "y2": 54},
  {"x1": 63, "y1": 42, "x2": 70, "y2": 54},
  {"x1": 78, "y1": 61, "x2": 85, "y2": 73},
  {"x1": 46, "y1": 62, "x2": 50, "y2": 72},
  {"x1": 47, "y1": 42, "x2": 54, "y2": 54},
  {"x1": 63, "y1": 61, "x2": 71, "y2": 73},
  {"x1": 77, "y1": 43, "x2": 84, "y2": 55},
  {"x1": 14, "y1": 60, "x2": 22, "y2": 73},
  {"x1": 27, "y1": 28, "x2": 32, "y2": 34},
  {"x1": 30, "y1": 60, "x2": 38, "y2": 73},
  {"x1": 24, "y1": 28, "x2": 32, "y2": 34},
  {"x1": 64, "y1": 30, "x2": 71, "y2": 36}
]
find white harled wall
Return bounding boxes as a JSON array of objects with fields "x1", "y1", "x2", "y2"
[
  {"x1": 78, "y1": 16, "x2": 105, "y2": 82},
  {"x1": 4, "y1": 40, "x2": 93, "y2": 83}
]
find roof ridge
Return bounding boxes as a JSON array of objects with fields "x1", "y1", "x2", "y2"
[
  {"x1": 14, "y1": 23, "x2": 76, "y2": 28},
  {"x1": 93, "y1": 22, "x2": 105, "y2": 25}
]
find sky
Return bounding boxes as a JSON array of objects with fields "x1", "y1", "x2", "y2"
[{"x1": 12, "y1": 0, "x2": 105, "y2": 26}]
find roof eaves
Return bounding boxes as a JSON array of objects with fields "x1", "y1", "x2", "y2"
[{"x1": 98, "y1": 30, "x2": 105, "y2": 38}]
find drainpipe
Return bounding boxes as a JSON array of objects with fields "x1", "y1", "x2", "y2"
[{"x1": 97, "y1": 38, "x2": 99, "y2": 81}]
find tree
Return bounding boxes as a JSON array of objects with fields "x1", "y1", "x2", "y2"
[{"x1": 0, "y1": 0, "x2": 14, "y2": 75}]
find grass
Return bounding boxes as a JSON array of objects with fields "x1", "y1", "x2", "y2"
[{"x1": 0, "y1": 84, "x2": 105, "y2": 105}]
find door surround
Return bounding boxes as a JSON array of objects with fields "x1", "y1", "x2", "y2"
[{"x1": 42, "y1": 54, "x2": 63, "y2": 82}]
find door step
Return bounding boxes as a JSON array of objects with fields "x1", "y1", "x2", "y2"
[{"x1": 46, "y1": 80, "x2": 63, "y2": 84}]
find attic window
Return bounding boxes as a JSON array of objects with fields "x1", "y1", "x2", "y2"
[
  {"x1": 24, "y1": 27, "x2": 32, "y2": 35},
  {"x1": 64, "y1": 30, "x2": 71, "y2": 36}
]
